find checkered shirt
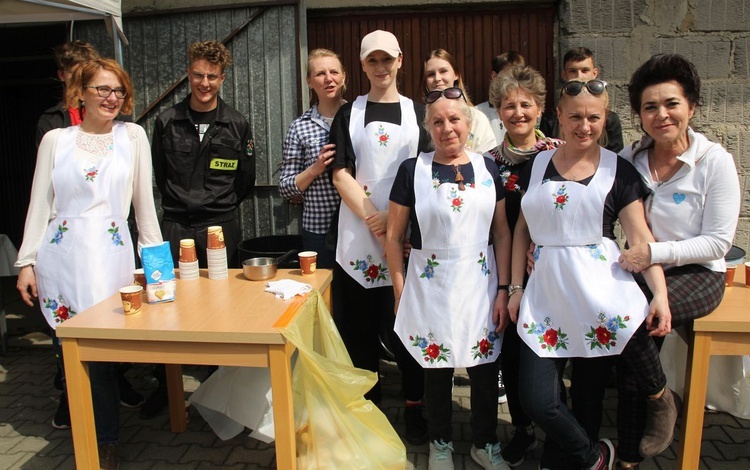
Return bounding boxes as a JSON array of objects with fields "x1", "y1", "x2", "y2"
[{"x1": 279, "y1": 105, "x2": 341, "y2": 234}]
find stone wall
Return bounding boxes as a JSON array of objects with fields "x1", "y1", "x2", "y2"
[{"x1": 557, "y1": 0, "x2": 750, "y2": 253}]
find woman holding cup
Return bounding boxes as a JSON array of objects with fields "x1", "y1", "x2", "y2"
[{"x1": 616, "y1": 53, "x2": 741, "y2": 467}]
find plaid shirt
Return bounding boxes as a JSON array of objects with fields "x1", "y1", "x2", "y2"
[{"x1": 279, "y1": 105, "x2": 341, "y2": 234}]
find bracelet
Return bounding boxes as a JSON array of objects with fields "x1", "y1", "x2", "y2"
[
  {"x1": 508, "y1": 285, "x2": 524, "y2": 297},
  {"x1": 497, "y1": 284, "x2": 509, "y2": 292}
]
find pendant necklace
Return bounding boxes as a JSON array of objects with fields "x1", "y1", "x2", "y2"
[{"x1": 453, "y1": 164, "x2": 466, "y2": 191}]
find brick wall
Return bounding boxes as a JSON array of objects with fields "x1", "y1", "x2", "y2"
[{"x1": 556, "y1": 0, "x2": 750, "y2": 254}]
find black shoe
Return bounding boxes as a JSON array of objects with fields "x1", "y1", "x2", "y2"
[
  {"x1": 404, "y1": 404, "x2": 428, "y2": 445},
  {"x1": 98, "y1": 444, "x2": 120, "y2": 470},
  {"x1": 139, "y1": 387, "x2": 168, "y2": 419},
  {"x1": 502, "y1": 425, "x2": 537, "y2": 467},
  {"x1": 52, "y1": 393, "x2": 71, "y2": 430},
  {"x1": 118, "y1": 375, "x2": 144, "y2": 408}
]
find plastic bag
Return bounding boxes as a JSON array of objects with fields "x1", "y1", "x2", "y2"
[
  {"x1": 660, "y1": 329, "x2": 750, "y2": 420},
  {"x1": 278, "y1": 290, "x2": 406, "y2": 469}
]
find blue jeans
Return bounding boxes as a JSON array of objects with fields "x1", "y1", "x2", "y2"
[
  {"x1": 302, "y1": 230, "x2": 335, "y2": 269},
  {"x1": 53, "y1": 334, "x2": 120, "y2": 445},
  {"x1": 519, "y1": 342, "x2": 599, "y2": 467}
]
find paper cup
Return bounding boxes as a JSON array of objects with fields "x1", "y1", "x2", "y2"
[
  {"x1": 298, "y1": 251, "x2": 318, "y2": 275},
  {"x1": 133, "y1": 268, "x2": 147, "y2": 288},
  {"x1": 120, "y1": 285, "x2": 143, "y2": 315},
  {"x1": 179, "y1": 239, "x2": 198, "y2": 262},
  {"x1": 725, "y1": 265, "x2": 737, "y2": 287},
  {"x1": 207, "y1": 226, "x2": 225, "y2": 249}
]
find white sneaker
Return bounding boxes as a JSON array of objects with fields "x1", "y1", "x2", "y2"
[
  {"x1": 471, "y1": 442, "x2": 511, "y2": 470},
  {"x1": 429, "y1": 440, "x2": 455, "y2": 470}
]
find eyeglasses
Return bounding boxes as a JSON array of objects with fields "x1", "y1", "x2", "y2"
[
  {"x1": 84, "y1": 86, "x2": 127, "y2": 99},
  {"x1": 425, "y1": 87, "x2": 465, "y2": 104},
  {"x1": 560, "y1": 79, "x2": 607, "y2": 97},
  {"x1": 188, "y1": 72, "x2": 222, "y2": 83}
]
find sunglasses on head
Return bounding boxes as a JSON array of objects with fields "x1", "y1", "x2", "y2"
[
  {"x1": 425, "y1": 87, "x2": 465, "y2": 104},
  {"x1": 560, "y1": 79, "x2": 607, "y2": 97}
]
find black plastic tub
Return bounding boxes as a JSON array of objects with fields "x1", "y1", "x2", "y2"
[{"x1": 238, "y1": 235, "x2": 303, "y2": 269}]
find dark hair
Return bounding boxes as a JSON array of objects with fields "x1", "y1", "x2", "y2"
[
  {"x1": 491, "y1": 51, "x2": 525, "y2": 74},
  {"x1": 562, "y1": 47, "x2": 595, "y2": 68},
  {"x1": 53, "y1": 40, "x2": 100, "y2": 72},
  {"x1": 67, "y1": 59, "x2": 135, "y2": 115},
  {"x1": 627, "y1": 53, "x2": 702, "y2": 114},
  {"x1": 187, "y1": 40, "x2": 232, "y2": 72}
]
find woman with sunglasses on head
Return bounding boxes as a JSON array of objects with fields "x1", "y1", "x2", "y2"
[
  {"x1": 506, "y1": 78, "x2": 671, "y2": 470},
  {"x1": 422, "y1": 49, "x2": 497, "y2": 153},
  {"x1": 482, "y1": 65, "x2": 563, "y2": 467},
  {"x1": 614, "y1": 54, "x2": 740, "y2": 469},
  {"x1": 279, "y1": 48, "x2": 347, "y2": 268},
  {"x1": 386, "y1": 87, "x2": 512, "y2": 470},
  {"x1": 329, "y1": 30, "x2": 432, "y2": 446},
  {"x1": 15, "y1": 58, "x2": 162, "y2": 469}
]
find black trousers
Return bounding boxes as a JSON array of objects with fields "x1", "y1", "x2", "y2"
[
  {"x1": 332, "y1": 262, "x2": 424, "y2": 403},
  {"x1": 162, "y1": 217, "x2": 241, "y2": 269}
]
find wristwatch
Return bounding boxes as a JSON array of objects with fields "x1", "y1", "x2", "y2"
[{"x1": 508, "y1": 285, "x2": 524, "y2": 297}]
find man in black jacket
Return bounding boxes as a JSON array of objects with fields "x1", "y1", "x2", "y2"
[
  {"x1": 540, "y1": 47, "x2": 624, "y2": 153},
  {"x1": 143, "y1": 40, "x2": 255, "y2": 419}
]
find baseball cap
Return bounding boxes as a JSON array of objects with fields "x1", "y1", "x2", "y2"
[{"x1": 359, "y1": 30, "x2": 402, "y2": 61}]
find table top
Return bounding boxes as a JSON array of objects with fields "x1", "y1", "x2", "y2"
[
  {"x1": 694, "y1": 266, "x2": 750, "y2": 333},
  {"x1": 56, "y1": 269, "x2": 333, "y2": 344}
]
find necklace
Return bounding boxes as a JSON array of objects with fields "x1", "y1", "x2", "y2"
[
  {"x1": 649, "y1": 149, "x2": 681, "y2": 186},
  {"x1": 453, "y1": 164, "x2": 466, "y2": 191},
  {"x1": 557, "y1": 146, "x2": 595, "y2": 182}
]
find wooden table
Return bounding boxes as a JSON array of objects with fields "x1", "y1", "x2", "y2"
[
  {"x1": 56, "y1": 268, "x2": 332, "y2": 470},
  {"x1": 678, "y1": 266, "x2": 750, "y2": 468}
]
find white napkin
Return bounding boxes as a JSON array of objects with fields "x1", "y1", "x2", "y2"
[{"x1": 265, "y1": 279, "x2": 313, "y2": 300}]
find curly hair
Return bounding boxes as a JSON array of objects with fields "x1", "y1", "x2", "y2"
[
  {"x1": 187, "y1": 40, "x2": 233, "y2": 72},
  {"x1": 627, "y1": 53, "x2": 702, "y2": 114},
  {"x1": 488, "y1": 65, "x2": 546, "y2": 110},
  {"x1": 66, "y1": 58, "x2": 135, "y2": 115}
]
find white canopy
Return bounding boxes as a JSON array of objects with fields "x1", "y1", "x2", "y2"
[{"x1": 0, "y1": 0, "x2": 127, "y2": 56}]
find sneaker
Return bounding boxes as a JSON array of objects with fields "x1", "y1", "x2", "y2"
[
  {"x1": 639, "y1": 388, "x2": 678, "y2": 457},
  {"x1": 591, "y1": 439, "x2": 615, "y2": 470},
  {"x1": 498, "y1": 370, "x2": 508, "y2": 404},
  {"x1": 404, "y1": 404, "x2": 429, "y2": 445},
  {"x1": 52, "y1": 393, "x2": 71, "y2": 430},
  {"x1": 471, "y1": 442, "x2": 510, "y2": 470},
  {"x1": 139, "y1": 386, "x2": 168, "y2": 419},
  {"x1": 502, "y1": 425, "x2": 537, "y2": 467},
  {"x1": 98, "y1": 444, "x2": 120, "y2": 470},
  {"x1": 429, "y1": 440, "x2": 455, "y2": 470},
  {"x1": 118, "y1": 375, "x2": 144, "y2": 408}
]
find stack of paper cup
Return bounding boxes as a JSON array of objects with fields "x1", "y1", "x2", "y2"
[
  {"x1": 206, "y1": 226, "x2": 228, "y2": 279},
  {"x1": 179, "y1": 239, "x2": 199, "y2": 280}
]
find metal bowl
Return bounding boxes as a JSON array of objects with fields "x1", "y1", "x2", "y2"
[{"x1": 242, "y1": 257, "x2": 278, "y2": 281}]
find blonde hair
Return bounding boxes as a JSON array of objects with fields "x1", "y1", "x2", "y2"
[
  {"x1": 187, "y1": 40, "x2": 232, "y2": 72},
  {"x1": 489, "y1": 65, "x2": 546, "y2": 109},
  {"x1": 306, "y1": 48, "x2": 347, "y2": 106},
  {"x1": 67, "y1": 58, "x2": 134, "y2": 115},
  {"x1": 556, "y1": 80, "x2": 610, "y2": 147}
]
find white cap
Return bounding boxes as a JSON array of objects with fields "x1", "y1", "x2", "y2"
[{"x1": 359, "y1": 30, "x2": 402, "y2": 61}]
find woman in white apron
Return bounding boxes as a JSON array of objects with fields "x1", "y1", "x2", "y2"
[
  {"x1": 329, "y1": 30, "x2": 431, "y2": 445},
  {"x1": 386, "y1": 92, "x2": 512, "y2": 470},
  {"x1": 16, "y1": 59, "x2": 162, "y2": 468},
  {"x1": 615, "y1": 54, "x2": 741, "y2": 467},
  {"x1": 506, "y1": 80, "x2": 671, "y2": 469}
]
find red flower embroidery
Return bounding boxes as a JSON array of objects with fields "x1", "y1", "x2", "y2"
[
  {"x1": 379, "y1": 135, "x2": 387, "y2": 143},
  {"x1": 478, "y1": 338, "x2": 490, "y2": 355},
  {"x1": 595, "y1": 326, "x2": 611, "y2": 345},
  {"x1": 367, "y1": 264, "x2": 379, "y2": 279},
  {"x1": 57, "y1": 306, "x2": 70, "y2": 321},
  {"x1": 505, "y1": 174, "x2": 519, "y2": 191},
  {"x1": 544, "y1": 329, "x2": 558, "y2": 347},
  {"x1": 426, "y1": 343, "x2": 441, "y2": 359},
  {"x1": 556, "y1": 195, "x2": 567, "y2": 204},
  {"x1": 452, "y1": 198, "x2": 461, "y2": 207}
]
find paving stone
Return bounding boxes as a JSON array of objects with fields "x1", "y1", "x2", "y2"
[
  {"x1": 0, "y1": 436, "x2": 24, "y2": 453},
  {"x1": 180, "y1": 444, "x2": 232, "y2": 465},
  {"x1": 137, "y1": 443, "x2": 191, "y2": 464},
  {"x1": 224, "y1": 443, "x2": 275, "y2": 466}
]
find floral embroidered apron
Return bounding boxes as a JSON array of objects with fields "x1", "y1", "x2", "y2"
[
  {"x1": 336, "y1": 94, "x2": 419, "y2": 288},
  {"x1": 35, "y1": 123, "x2": 135, "y2": 329},
  {"x1": 394, "y1": 151, "x2": 501, "y2": 368},
  {"x1": 518, "y1": 148, "x2": 648, "y2": 358}
]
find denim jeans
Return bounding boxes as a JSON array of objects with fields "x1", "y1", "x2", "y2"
[
  {"x1": 53, "y1": 334, "x2": 120, "y2": 445},
  {"x1": 301, "y1": 230, "x2": 335, "y2": 269},
  {"x1": 424, "y1": 359, "x2": 499, "y2": 447},
  {"x1": 518, "y1": 342, "x2": 599, "y2": 467}
]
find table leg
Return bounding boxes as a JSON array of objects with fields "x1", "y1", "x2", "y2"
[
  {"x1": 165, "y1": 364, "x2": 187, "y2": 432},
  {"x1": 269, "y1": 343, "x2": 297, "y2": 470},
  {"x1": 678, "y1": 331, "x2": 711, "y2": 469},
  {"x1": 321, "y1": 284, "x2": 331, "y2": 313},
  {"x1": 61, "y1": 339, "x2": 99, "y2": 469}
]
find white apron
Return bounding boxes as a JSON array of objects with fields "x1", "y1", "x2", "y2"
[
  {"x1": 518, "y1": 148, "x2": 648, "y2": 358},
  {"x1": 35, "y1": 123, "x2": 135, "y2": 329},
  {"x1": 336, "y1": 95, "x2": 419, "y2": 288},
  {"x1": 394, "y1": 151, "x2": 501, "y2": 368}
]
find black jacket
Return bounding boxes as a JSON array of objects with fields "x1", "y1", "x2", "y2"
[
  {"x1": 152, "y1": 95, "x2": 256, "y2": 226},
  {"x1": 36, "y1": 102, "x2": 71, "y2": 148},
  {"x1": 540, "y1": 109, "x2": 624, "y2": 153}
]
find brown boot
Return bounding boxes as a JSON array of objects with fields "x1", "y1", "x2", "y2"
[
  {"x1": 639, "y1": 388, "x2": 678, "y2": 457},
  {"x1": 98, "y1": 444, "x2": 119, "y2": 470}
]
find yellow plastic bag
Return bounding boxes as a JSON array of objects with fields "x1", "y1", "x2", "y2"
[{"x1": 278, "y1": 290, "x2": 406, "y2": 469}]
